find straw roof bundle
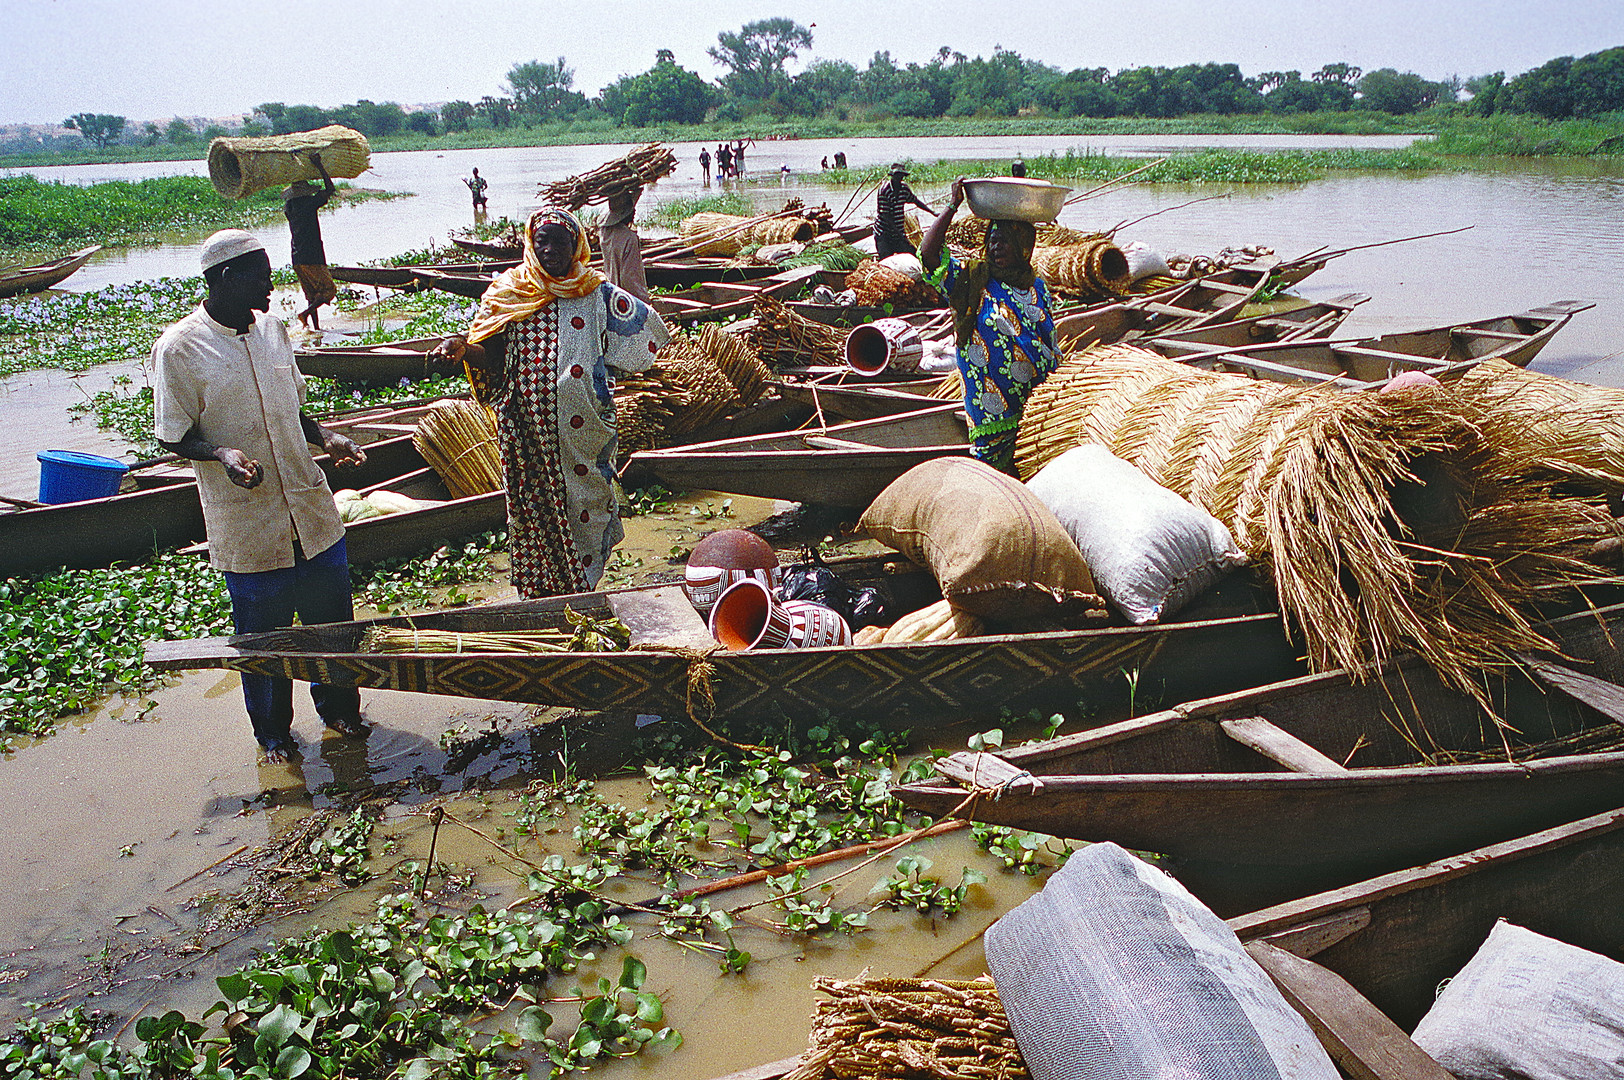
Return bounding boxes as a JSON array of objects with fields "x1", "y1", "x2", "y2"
[
  {"x1": 679, "y1": 212, "x2": 818, "y2": 256},
  {"x1": 613, "y1": 391, "x2": 674, "y2": 455},
  {"x1": 698, "y1": 323, "x2": 770, "y2": 406},
  {"x1": 413, "y1": 399, "x2": 502, "y2": 498},
  {"x1": 208, "y1": 125, "x2": 370, "y2": 199},
  {"x1": 1031, "y1": 239, "x2": 1131, "y2": 298},
  {"x1": 650, "y1": 338, "x2": 742, "y2": 434},
  {"x1": 784, "y1": 975, "x2": 1025, "y2": 1080},
  {"x1": 1454, "y1": 360, "x2": 1624, "y2": 491},
  {"x1": 1014, "y1": 345, "x2": 1618, "y2": 695},
  {"x1": 536, "y1": 143, "x2": 677, "y2": 210},
  {"x1": 745, "y1": 296, "x2": 846, "y2": 368},
  {"x1": 847, "y1": 259, "x2": 942, "y2": 309}
]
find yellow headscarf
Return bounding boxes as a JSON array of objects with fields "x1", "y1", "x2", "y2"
[{"x1": 466, "y1": 207, "x2": 605, "y2": 344}]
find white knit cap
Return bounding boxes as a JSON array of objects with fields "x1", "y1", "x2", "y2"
[{"x1": 200, "y1": 229, "x2": 266, "y2": 271}]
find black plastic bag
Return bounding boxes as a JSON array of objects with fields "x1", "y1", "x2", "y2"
[{"x1": 776, "y1": 547, "x2": 891, "y2": 630}]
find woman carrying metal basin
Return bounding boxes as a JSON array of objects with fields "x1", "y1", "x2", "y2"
[{"x1": 918, "y1": 175, "x2": 1069, "y2": 474}]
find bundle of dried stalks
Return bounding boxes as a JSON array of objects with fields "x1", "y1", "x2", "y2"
[
  {"x1": 745, "y1": 295, "x2": 847, "y2": 368},
  {"x1": 1014, "y1": 346, "x2": 1618, "y2": 696},
  {"x1": 536, "y1": 143, "x2": 677, "y2": 209},
  {"x1": 699, "y1": 323, "x2": 770, "y2": 406},
  {"x1": 928, "y1": 369, "x2": 965, "y2": 400},
  {"x1": 1031, "y1": 239, "x2": 1131, "y2": 298},
  {"x1": 847, "y1": 259, "x2": 942, "y2": 309},
  {"x1": 1455, "y1": 359, "x2": 1624, "y2": 491},
  {"x1": 784, "y1": 975, "x2": 1025, "y2": 1080},
  {"x1": 613, "y1": 391, "x2": 673, "y2": 454},
  {"x1": 651, "y1": 338, "x2": 741, "y2": 434},
  {"x1": 413, "y1": 399, "x2": 503, "y2": 498}
]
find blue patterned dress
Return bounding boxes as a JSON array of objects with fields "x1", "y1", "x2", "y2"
[{"x1": 927, "y1": 253, "x2": 1061, "y2": 473}]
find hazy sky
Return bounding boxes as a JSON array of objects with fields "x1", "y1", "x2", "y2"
[{"x1": 3, "y1": 0, "x2": 1621, "y2": 126}]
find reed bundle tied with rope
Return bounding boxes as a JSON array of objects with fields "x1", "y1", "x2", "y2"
[
  {"x1": 536, "y1": 143, "x2": 677, "y2": 210},
  {"x1": 698, "y1": 322, "x2": 771, "y2": 405},
  {"x1": 1031, "y1": 239, "x2": 1132, "y2": 299},
  {"x1": 613, "y1": 391, "x2": 675, "y2": 455},
  {"x1": 745, "y1": 295, "x2": 847, "y2": 368},
  {"x1": 207, "y1": 125, "x2": 370, "y2": 200},
  {"x1": 846, "y1": 259, "x2": 943, "y2": 310},
  {"x1": 679, "y1": 212, "x2": 818, "y2": 257},
  {"x1": 360, "y1": 611, "x2": 629, "y2": 655},
  {"x1": 412, "y1": 399, "x2": 503, "y2": 498},
  {"x1": 785, "y1": 975, "x2": 1026, "y2": 1080},
  {"x1": 1013, "y1": 344, "x2": 1619, "y2": 696}
]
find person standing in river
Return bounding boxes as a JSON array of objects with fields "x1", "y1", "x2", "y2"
[
  {"x1": 282, "y1": 154, "x2": 336, "y2": 332},
  {"x1": 918, "y1": 177, "x2": 1059, "y2": 474},
  {"x1": 599, "y1": 184, "x2": 650, "y2": 301},
  {"x1": 153, "y1": 229, "x2": 370, "y2": 762},
  {"x1": 699, "y1": 146, "x2": 711, "y2": 185},
  {"x1": 874, "y1": 162, "x2": 936, "y2": 260},
  {"x1": 464, "y1": 166, "x2": 489, "y2": 213}
]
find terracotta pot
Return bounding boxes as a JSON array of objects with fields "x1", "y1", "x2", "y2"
[
  {"x1": 684, "y1": 528, "x2": 781, "y2": 614},
  {"x1": 845, "y1": 318, "x2": 924, "y2": 377},
  {"x1": 685, "y1": 564, "x2": 782, "y2": 616},
  {"x1": 709, "y1": 579, "x2": 852, "y2": 650}
]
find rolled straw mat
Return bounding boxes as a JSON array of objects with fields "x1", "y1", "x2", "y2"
[
  {"x1": 1014, "y1": 344, "x2": 1617, "y2": 697},
  {"x1": 208, "y1": 125, "x2": 370, "y2": 199}
]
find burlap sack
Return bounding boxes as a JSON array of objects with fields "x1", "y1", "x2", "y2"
[{"x1": 860, "y1": 458, "x2": 1100, "y2": 622}]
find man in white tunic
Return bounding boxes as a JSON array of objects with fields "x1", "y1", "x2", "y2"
[{"x1": 153, "y1": 229, "x2": 370, "y2": 761}]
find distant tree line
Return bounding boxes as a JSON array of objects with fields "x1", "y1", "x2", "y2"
[{"x1": 44, "y1": 29, "x2": 1624, "y2": 152}]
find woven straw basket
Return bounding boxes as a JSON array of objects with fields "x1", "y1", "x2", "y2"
[
  {"x1": 1032, "y1": 239, "x2": 1131, "y2": 297},
  {"x1": 208, "y1": 125, "x2": 371, "y2": 199},
  {"x1": 679, "y1": 213, "x2": 816, "y2": 257}
]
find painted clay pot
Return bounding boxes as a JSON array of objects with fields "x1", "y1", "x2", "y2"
[
  {"x1": 684, "y1": 528, "x2": 781, "y2": 615},
  {"x1": 844, "y1": 318, "x2": 924, "y2": 377},
  {"x1": 709, "y1": 579, "x2": 852, "y2": 651}
]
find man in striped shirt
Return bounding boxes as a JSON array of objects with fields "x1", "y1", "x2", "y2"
[{"x1": 873, "y1": 163, "x2": 937, "y2": 259}]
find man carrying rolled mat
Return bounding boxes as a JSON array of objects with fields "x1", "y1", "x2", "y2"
[
  {"x1": 283, "y1": 153, "x2": 337, "y2": 331},
  {"x1": 152, "y1": 229, "x2": 370, "y2": 763}
]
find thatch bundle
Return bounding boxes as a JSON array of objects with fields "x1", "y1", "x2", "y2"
[
  {"x1": 413, "y1": 399, "x2": 503, "y2": 498},
  {"x1": 698, "y1": 322, "x2": 771, "y2": 405},
  {"x1": 536, "y1": 143, "x2": 677, "y2": 209},
  {"x1": 1014, "y1": 344, "x2": 1618, "y2": 694},
  {"x1": 207, "y1": 126, "x2": 370, "y2": 199},
  {"x1": 1031, "y1": 239, "x2": 1132, "y2": 298},
  {"x1": 785, "y1": 976, "x2": 1025, "y2": 1080},
  {"x1": 1454, "y1": 360, "x2": 1624, "y2": 491},
  {"x1": 745, "y1": 295, "x2": 847, "y2": 368},
  {"x1": 847, "y1": 259, "x2": 942, "y2": 309},
  {"x1": 679, "y1": 212, "x2": 817, "y2": 256}
]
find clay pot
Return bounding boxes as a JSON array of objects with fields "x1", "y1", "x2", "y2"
[
  {"x1": 684, "y1": 528, "x2": 781, "y2": 615},
  {"x1": 708, "y1": 579, "x2": 853, "y2": 651},
  {"x1": 845, "y1": 318, "x2": 924, "y2": 377},
  {"x1": 1379, "y1": 370, "x2": 1444, "y2": 394}
]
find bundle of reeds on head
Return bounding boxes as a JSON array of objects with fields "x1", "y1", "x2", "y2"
[
  {"x1": 745, "y1": 295, "x2": 847, "y2": 368},
  {"x1": 1014, "y1": 345, "x2": 1619, "y2": 699},
  {"x1": 784, "y1": 975, "x2": 1025, "y2": 1080},
  {"x1": 413, "y1": 399, "x2": 503, "y2": 498},
  {"x1": 536, "y1": 143, "x2": 677, "y2": 210}
]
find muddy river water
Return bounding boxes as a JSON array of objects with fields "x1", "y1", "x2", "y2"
[{"x1": 4, "y1": 134, "x2": 1624, "y2": 1070}]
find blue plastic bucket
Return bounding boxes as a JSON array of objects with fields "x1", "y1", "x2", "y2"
[{"x1": 37, "y1": 449, "x2": 129, "y2": 505}]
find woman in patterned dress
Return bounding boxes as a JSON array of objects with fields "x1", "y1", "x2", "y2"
[
  {"x1": 918, "y1": 177, "x2": 1060, "y2": 474},
  {"x1": 430, "y1": 208, "x2": 669, "y2": 597}
]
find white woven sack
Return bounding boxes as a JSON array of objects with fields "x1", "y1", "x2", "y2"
[
  {"x1": 986, "y1": 842, "x2": 1340, "y2": 1080},
  {"x1": 878, "y1": 252, "x2": 925, "y2": 281},
  {"x1": 1412, "y1": 920, "x2": 1624, "y2": 1080},
  {"x1": 1119, "y1": 240, "x2": 1171, "y2": 282},
  {"x1": 1027, "y1": 444, "x2": 1246, "y2": 624}
]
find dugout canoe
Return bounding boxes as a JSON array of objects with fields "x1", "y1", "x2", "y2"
[
  {"x1": 412, "y1": 259, "x2": 786, "y2": 298},
  {"x1": 0, "y1": 405, "x2": 461, "y2": 577},
  {"x1": 700, "y1": 806, "x2": 1624, "y2": 1080},
  {"x1": 294, "y1": 336, "x2": 445, "y2": 385},
  {"x1": 144, "y1": 557, "x2": 1302, "y2": 727},
  {"x1": 893, "y1": 599, "x2": 1624, "y2": 914},
  {"x1": 1149, "y1": 299, "x2": 1594, "y2": 388},
  {"x1": 330, "y1": 259, "x2": 519, "y2": 290},
  {"x1": 1052, "y1": 265, "x2": 1272, "y2": 350},
  {"x1": 1148, "y1": 293, "x2": 1370, "y2": 349},
  {"x1": 620, "y1": 402, "x2": 970, "y2": 506},
  {"x1": 450, "y1": 236, "x2": 521, "y2": 260},
  {"x1": 0, "y1": 245, "x2": 102, "y2": 298}
]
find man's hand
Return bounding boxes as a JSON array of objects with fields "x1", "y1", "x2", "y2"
[
  {"x1": 216, "y1": 447, "x2": 263, "y2": 488},
  {"x1": 322, "y1": 431, "x2": 367, "y2": 469}
]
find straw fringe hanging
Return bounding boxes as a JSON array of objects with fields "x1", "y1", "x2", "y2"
[
  {"x1": 413, "y1": 399, "x2": 503, "y2": 498},
  {"x1": 1014, "y1": 346, "x2": 1619, "y2": 696}
]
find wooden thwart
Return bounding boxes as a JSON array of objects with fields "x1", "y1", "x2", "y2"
[
  {"x1": 1518, "y1": 654, "x2": 1624, "y2": 724},
  {"x1": 1220, "y1": 716, "x2": 1352, "y2": 773}
]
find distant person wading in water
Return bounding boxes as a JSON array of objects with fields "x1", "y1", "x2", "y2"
[
  {"x1": 464, "y1": 167, "x2": 489, "y2": 212},
  {"x1": 282, "y1": 154, "x2": 336, "y2": 331}
]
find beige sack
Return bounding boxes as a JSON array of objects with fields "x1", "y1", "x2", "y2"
[
  {"x1": 860, "y1": 457, "x2": 1101, "y2": 622},
  {"x1": 208, "y1": 125, "x2": 371, "y2": 199}
]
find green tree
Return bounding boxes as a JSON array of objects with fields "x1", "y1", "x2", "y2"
[
  {"x1": 406, "y1": 110, "x2": 439, "y2": 135},
  {"x1": 63, "y1": 112, "x2": 125, "y2": 149},
  {"x1": 441, "y1": 100, "x2": 475, "y2": 132},
  {"x1": 1464, "y1": 72, "x2": 1505, "y2": 115},
  {"x1": 1264, "y1": 73, "x2": 1353, "y2": 113},
  {"x1": 507, "y1": 58, "x2": 586, "y2": 120},
  {"x1": 478, "y1": 96, "x2": 514, "y2": 129},
  {"x1": 1502, "y1": 55, "x2": 1575, "y2": 117},
  {"x1": 789, "y1": 58, "x2": 858, "y2": 116},
  {"x1": 1570, "y1": 46, "x2": 1624, "y2": 116},
  {"x1": 1313, "y1": 62, "x2": 1363, "y2": 85},
  {"x1": 164, "y1": 117, "x2": 195, "y2": 143},
  {"x1": 708, "y1": 17, "x2": 813, "y2": 103},
  {"x1": 1357, "y1": 68, "x2": 1444, "y2": 114},
  {"x1": 603, "y1": 53, "x2": 715, "y2": 125}
]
